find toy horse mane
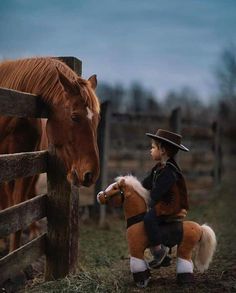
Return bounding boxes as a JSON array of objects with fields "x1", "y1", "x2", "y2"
[
  {"x1": 115, "y1": 175, "x2": 150, "y2": 206},
  {"x1": 0, "y1": 57, "x2": 100, "y2": 113}
]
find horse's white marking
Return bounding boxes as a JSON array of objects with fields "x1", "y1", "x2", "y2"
[
  {"x1": 130, "y1": 256, "x2": 148, "y2": 273},
  {"x1": 86, "y1": 106, "x2": 94, "y2": 120},
  {"x1": 115, "y1": 175, "x2": 150, "y2": 207},
  {"x1": 176, "y1": 257, "x2": 193, "y2": 274}
]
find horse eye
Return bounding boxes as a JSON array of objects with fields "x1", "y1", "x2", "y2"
[{"x1": 71, "y1": 115, "x2": 80, "y2": 122}]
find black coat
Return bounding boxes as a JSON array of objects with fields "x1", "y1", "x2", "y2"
[{"x1": 142, "y1": 158, "x2": 189, "y2": 215}]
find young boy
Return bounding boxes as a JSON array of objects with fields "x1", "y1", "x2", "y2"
[{"x1": 142, "y1": 129, "x2": 189, "y2": 268}]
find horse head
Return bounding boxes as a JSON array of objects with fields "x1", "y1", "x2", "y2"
[
  {"x1": 97, "y1": 175, "x2": 150, "y2": 208},
  {"x1": 46, "y1": 69, "x2": 100, "y2": 187},
  {"x1": 96, "y1": 179, "x2": 126, "y2": 207}
]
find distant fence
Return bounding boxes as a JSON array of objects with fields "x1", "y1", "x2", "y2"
[
  {"x1": 108, "y1": 108, "x2": 222, "y2": 194},
  {"x1": 0, "y1": 57, "x2": 81, "y2": 284}
]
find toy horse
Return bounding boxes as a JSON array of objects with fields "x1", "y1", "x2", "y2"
[{"x1": 97, "y1": 175, "x2": 217, "y2": 288}]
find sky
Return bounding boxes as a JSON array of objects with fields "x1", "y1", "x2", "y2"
[{"x1": 0, "y1": 0, "x2": 236, "y2": 102}]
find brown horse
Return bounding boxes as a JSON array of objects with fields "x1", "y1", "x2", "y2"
[
  {"x1": 97, "y1": 175, "x2": 217, "y2": 288},
  {"x1": 0, "y1": 57, "x2": 100, "y2": 251}
]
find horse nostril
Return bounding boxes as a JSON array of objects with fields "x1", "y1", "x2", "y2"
[{"x1": 83, "y1": 172, "x2": 93, "y2": 186}]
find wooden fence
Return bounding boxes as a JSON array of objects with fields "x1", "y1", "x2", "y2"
[
  {"x1": 0, "y1": 57, "x2": 81, "y2": 284},
  {"x1": 108, "y1": 108, "x2": 222, "y2": 195}
]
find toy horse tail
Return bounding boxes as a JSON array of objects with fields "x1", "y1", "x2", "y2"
[{"x1": 194, "y1": 224, "x2": 217, "y2": 273}]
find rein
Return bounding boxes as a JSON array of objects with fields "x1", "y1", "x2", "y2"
[
  {"x1": 127, "y1": 212, "x2": 146, "y2": 229},
  {"x1": 104, "y1": 188, "x2": 125, "y2": 203}
]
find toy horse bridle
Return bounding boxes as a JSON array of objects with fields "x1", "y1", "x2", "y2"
[{"x1": 103, "y1": 185, "x2": 125, "y2": 204}]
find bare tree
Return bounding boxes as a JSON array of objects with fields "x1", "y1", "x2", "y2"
[
  {"x1": 215, "y1": 44, "x2": 236, "y2": 137},
  {"x1": 163, "y1": 86, "x2": 206, "y2": 120},
  {"x1": 215, "y1": 43, "x2": 236, "y2": 101}
]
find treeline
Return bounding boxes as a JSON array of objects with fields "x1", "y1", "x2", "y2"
[
  {"x1": 97, "y1": 44, "x2": 236, "y2": 129},
  {"x1": 97, "y1": 83, "x2": 213, "y2": 121}
]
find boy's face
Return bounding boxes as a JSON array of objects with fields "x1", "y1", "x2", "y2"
[{"x1": 150, "y1": 141, "x2": 163, "y2": 161}]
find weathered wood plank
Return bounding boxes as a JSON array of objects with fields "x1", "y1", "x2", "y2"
[
  {"x1": 0, "y1": 233, "x2": 46, "y2": 284},
  {"x1": 0, "y1": 87, "x2": 48, "y2": 118},
  {"x1": 45, "y1": 146, "x2": 79, "y2": 280},
  {"x1": 0, "y1": 150, "x2": 48, "y2": 182},
  {"x1": 0, "y1": 194, "x2": 47, "y2": 237}
]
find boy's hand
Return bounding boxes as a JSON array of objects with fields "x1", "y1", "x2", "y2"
[{"x1": 176, "y1": 209, "x2": 187, "y2": 218}]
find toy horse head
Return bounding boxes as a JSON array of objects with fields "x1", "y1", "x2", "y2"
[{"x1": 97, "y1": 175, "x2": 150, "y2": 208}]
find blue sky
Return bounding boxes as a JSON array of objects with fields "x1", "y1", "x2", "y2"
[{"x1": 0, "y1": 0, "x2": 235, "y2": 101}]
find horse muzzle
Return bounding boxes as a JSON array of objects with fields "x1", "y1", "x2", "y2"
[
  {"x1": 82, "y1": 171, "x2": 93, "y2": 187},
  {"x1": 97, "y1": 191, "x2": 107, "y2": 204},
  {"x1": 69, "y1": 169, "x2": 95, "y2": 187}
]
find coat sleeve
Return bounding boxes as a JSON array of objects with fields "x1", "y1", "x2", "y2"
[
  {"x1": 150, "y1": 166, "x2": 177, "y2": 203},
  {"x1": 142, "y1": 168, "x2": 154, "y2": 190}
]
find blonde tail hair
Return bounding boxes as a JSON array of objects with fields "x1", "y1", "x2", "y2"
[{"x1": 194, "y1": 224, "x2": 217, "y2": 273}]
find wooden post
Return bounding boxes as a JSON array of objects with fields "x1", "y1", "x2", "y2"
[
  {"x1": 169, "y1": 107, "x2": 182, "y2": 161},
  {"x1": 212, "y1": 120, "x2": 222, "y2": 187},
  {"x1": 57, "y1": 56, "x2": 82, "y2": 76},
  {"x1": 94, "y1": 101, "x2": 111, "y2": 225},
  {"x1": 170, "y1": 107, "x2": 182, "y2": 133},
  {"x1": 45, "y1": 56, "x2": 82, "y2": 280},
  {"x1": 45, "y1": 146, "x2": 79, "y2": 280}
]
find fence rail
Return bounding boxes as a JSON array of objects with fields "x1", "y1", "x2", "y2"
[
  {"x1": 0, "y1": 150, "x2": 48, "y2": 182},
  {"x1": 0, "y1": 87, "x2": 48, "y2": 118},
  {"x1": 0, "y1": 193, "x2": 47, "y2": 237},
  {"x1": 0, "y1": 233, "x2": 46, "y2": 283}
]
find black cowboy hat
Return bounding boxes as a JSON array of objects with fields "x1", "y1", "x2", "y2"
[{"x1": 146, "y1": 129, "x2": 189, "y2": 152}]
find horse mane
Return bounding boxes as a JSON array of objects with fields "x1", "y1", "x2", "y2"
[
  {"x1": 0, "y1": 57, "x2": 100, "y2": 113},
  {"x1": 115, "y1": 175, "x2": 150, "y2": 206}
]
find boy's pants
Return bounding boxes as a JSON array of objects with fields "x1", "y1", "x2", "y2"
[{"x1": 143, "y1": 208, "x2": 162, "y2": 246}]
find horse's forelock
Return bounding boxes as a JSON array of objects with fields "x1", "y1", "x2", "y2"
[
  {"x1": 77, "y1": 80, "x2": 100, "y2": 114},
  {"x1": 115, "y1": 175, "x2": 150, "y2": 206}
]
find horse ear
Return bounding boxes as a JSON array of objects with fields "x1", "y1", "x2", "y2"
[
  {"x1": 119, "y1": 178, "x2": 125, "y2": 187},
  {"x1": 56, "y1": 67, "x2": 74, "y2": 93},
  {"x1": 88, "y1": 74, "x2": 97, "y2": 90}
]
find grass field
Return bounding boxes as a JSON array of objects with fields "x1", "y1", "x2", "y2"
[{"x1": 23, "y1": 174, "x2": 236, "y2": 293}]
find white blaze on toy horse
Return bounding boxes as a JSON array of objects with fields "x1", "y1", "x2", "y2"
[{"x1": 97, "y1": 175, "x2": 217, "y2": 288}]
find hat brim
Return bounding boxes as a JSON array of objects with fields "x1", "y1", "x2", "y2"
[{"x1": 146, "y1": 133, "x2": 189, "y2": 152}]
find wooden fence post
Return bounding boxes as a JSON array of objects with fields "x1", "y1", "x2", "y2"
[
  {"x1": 212, "y1": 120, "x2": 222, "y2": 188},
  {"x1": 45, "y1": 56, "x2": 82, "y2": 280},
  {"x1": 169, "y1": 107, "x2": 182, "y2": 133},
  {"x1": 94, "y1": 101, "x2": 111, "y2": 225},
  {"x1": 45, "y1": 146, "x2": 79, "y2": 280},
  {"x1": 169, "y1": 107, "x2": 182, "y2": 161},
  {"x1": 57, "y1": 56, "x2": 82, "y2": 76}
]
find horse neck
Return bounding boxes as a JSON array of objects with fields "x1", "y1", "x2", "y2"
[{"x1": 123, "y1": 187, "x2": 147, "y2": 220}]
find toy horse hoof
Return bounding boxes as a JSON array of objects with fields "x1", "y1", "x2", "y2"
[
  {"x1": 133, "y1": 269, "x2": 151, "y2": 288},
  {"x1": 136, "y1": 278, "x2": 150, "y2": 288},
  {"x1": 177, "y1": 273, "x2": 195, "y2": 285}
]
